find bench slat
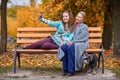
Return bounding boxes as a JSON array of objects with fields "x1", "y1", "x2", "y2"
[
  {"x1": 17, "y1": 33, "x2": 101, "y2": 38},
  {"x1": 17, "y1": 27, "x2": 56, "y2": 32},
  {"x1": 17, "y1": 27, "x2": 101, "y2": 32},
  {"x1": 88, "y1": 27, "x2": 102, "y2": 32},
  {"x1": 17, "y1": 39, "x2": 40, "y2": 44},
  {"x1": 17, "y1": 33, "x2": 51, "y2": 38},
  {"x1": 16, "y1": 49, "x2": 57, "y2": 54},
  {"x1": 15, "y1": 48, "x2": 102, "y2": 53},
  {"x1": 85, "y1": 49, "x2": 102, "y2": 52},
  {"x1": 89, "y1": 33, "x2": 101, "y2": 37},
  {"x1": 17, "y1": 39, "x2": 102, "y2": 44}
]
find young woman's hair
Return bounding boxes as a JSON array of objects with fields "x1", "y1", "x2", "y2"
[{"x1": 61, "y1": 10, "x2": 74, "y2": 32}]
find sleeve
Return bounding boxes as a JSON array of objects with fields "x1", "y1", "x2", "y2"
[
  {"x1": 40, "y1": 18, "x2": 60, "y2": 28},
  {"x1": 62, "y1": 32, "x2": 74, "y2": 41},
  {"x1": 71, "y1": 25, "x2": 89, "y2": 43},
  {"x1": 67, "y1": 32, "x2": 74, "y2": 41}
]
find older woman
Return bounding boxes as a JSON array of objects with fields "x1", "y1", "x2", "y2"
[{"x1": 58, "y1": 11, "x2": 89, "y2": 76}]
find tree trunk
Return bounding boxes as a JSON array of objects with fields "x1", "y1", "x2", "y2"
[
  {"x1": 1, "y1": 0, "x2": 8, "y2": 53},
  {"x1": 113, "y1": 0, "x2": 120, "y2": 55},
  {"x1": 63, "y1": 0, "x2": 78, "y2": 16},
  {"x1": 102, "y1": 0, "x2": 113, "y2": 50}
]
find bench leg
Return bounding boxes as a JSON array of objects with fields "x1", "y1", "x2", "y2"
[
  {"x1": 18, "y1": 53, "x2": 20, "y2": 68},
  {"x1": 98, "y1": 52, "x2": 104, "y2": 74},
  {"x1": 14, "y1": 49, "x2": 17, "y2": 73},
  {"x1": 98, "y1": 53, "x2": 101, "y2": 68},
  {"x1": 101, "y1": 52, "x2": 104, "y2": 74}
]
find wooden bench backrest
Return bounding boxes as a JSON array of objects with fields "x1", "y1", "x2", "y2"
[{"x1": 16, "y1": 27, "x2": 102, "y2": 49}]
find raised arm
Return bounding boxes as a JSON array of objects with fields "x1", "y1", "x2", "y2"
[{"x1": 39, "y1": 15, "x2": 61, "y2": 28}]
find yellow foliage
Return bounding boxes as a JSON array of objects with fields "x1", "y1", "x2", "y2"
[
  {"x1": 17, "y1": 5, "x2": 50, "y2": 27},
  {"x1": 0, "y1": 49, "x2": 120, "y2": 70},
  {"x1": 16, "y1": 0, "x2": 64, "y2": 28},
  {"x1": 37, "y1": 1, "x2": 63, "y2": 20},
  {"x1": 7, "y1": 17, "x2": 17, "y2": 37},
  {"x1": 7, "y1": 0, "x2": 105, "y2": 37}
]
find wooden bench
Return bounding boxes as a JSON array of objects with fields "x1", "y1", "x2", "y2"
[{"x1": 13, "y1": 27, "x2": 104, "y2": 74}]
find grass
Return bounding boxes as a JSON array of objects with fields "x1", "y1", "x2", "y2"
[
  {"x1": 107, "y1": 66, "x2": 120, "y2": 78},
  {"x1": 0, "y1": 66, "x2": 12, "y2": 74},
  {"x1": 21, "y1": 65, "x2": 62, "y2": 73},
  {"x1": 0, "y1": 64, "x2": 62, "y2": 79},
  {"x1": 1, "y1": 65, "x2": 120, "y2": 78}
]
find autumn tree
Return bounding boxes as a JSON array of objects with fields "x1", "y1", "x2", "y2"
[
  {"x1": 7, "y1": 5, "x2": 18, "y2": 18},
  {"x1": 1, "y1": 0, "x2": 8, "y2": 53},
  {"x1": 16, "y1": 0, "x2": 64, "y2": 27},
  {"x1": 113, "y1": 0, "x2": 120, "y2": 55},
  {"x1": 63, "y1": 0, "x2": 104, "y2": 26},
  {"x1": 102, "y1": 0, "x2": 113, "y2": 50}
]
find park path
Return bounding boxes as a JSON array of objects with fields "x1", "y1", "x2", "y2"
[{"x1": 0, "y1": 69, "x2": 118, "y2": 80}]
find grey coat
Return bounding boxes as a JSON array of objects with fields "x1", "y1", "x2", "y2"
[{"x1": 57, "y1": 23, "x2": 89, "y2": 71}]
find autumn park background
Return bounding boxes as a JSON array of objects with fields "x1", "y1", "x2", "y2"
[{"x1": 0, "y1": 0, "x2": 120, "y2": 78}]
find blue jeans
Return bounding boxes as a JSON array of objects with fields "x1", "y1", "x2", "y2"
[{"x1": 61, "y1": 44, "x2": 75, "y2": 73}]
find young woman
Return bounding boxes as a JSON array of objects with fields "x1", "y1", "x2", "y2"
[
  {"x1": 58, "y1": 11, "x2": 89, "y2": 76},
  {"x1": 24, "y1": 10, "x2": 74, "y2": 49}
]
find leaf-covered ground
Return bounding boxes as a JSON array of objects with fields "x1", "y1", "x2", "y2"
[{"x1": 0, "y1": 49, "x2": 120, "y2": 77}]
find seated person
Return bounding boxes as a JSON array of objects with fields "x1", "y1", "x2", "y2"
[{"x1": 24, "y1": 10, "x2": 74, "y2": 49}]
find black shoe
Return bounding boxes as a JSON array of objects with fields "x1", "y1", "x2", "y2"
[
  {"x1": 67, "y1": 72, "x2": 74, "y2": 76},
  {"x1": 62, "y1": 71, "x2": 68, "y2": 76}
]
